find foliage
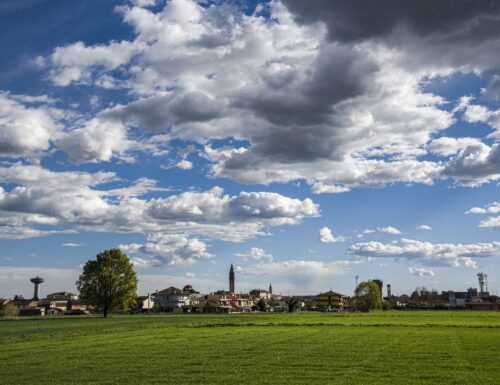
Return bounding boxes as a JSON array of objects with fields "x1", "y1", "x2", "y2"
[
  {"x1": 286, "y1": 297, "x2": 299, "y2": 312},
  {"x1": 77, "y1": 249, "x2": 138, "y2": 317},
  {"x1": 381, "y1": 300, "x2": 391, "y2": 311},
  {"x1": 0, "y1": 302, "x2": 17, "y2": 319},
  {"x1": 256, "y1": 298, "x2": 267, "y2": 312},
  {"x1": 354, "y1": 281, "x2": 382, "y2": 312},
  {"x1": 1, "y1": 312, "x2": 500, "y2": 385}
]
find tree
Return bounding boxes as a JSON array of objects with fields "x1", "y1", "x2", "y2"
[
  {"x1": 286, "y1": 297, "x2": 299, "y2": 313},
  {"x1": 77, "y1": 249, "x2": 138, "y2": 318},
  {"x1": 1, "y1": 302, "x2": 17, "y2": 319},
  {"x1": 256, "y1": 297, "x2": 267, "y2": 312},
  {"x1": 354, "y1": 281, "x2": 382, "y2": 312}
]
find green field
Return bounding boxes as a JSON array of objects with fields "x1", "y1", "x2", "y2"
[{"x1": 1, "y1": 311, "x2": 500, "y2": 384}]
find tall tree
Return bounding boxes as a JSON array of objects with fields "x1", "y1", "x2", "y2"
[
  {"x1": 77, "y1": 249, "x2": 138, "y2": 318},
  {"x1": 354, "y1": 281, "x2": 382, "y2": 312}
]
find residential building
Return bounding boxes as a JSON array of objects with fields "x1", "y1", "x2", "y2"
[{"x1": 154, "y1": 287, "x2": 191, "y2": 311}]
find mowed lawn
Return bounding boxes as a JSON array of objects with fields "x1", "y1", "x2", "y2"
[{"x1": 1, "y1": 311, "x2": 500, "y2": 385}]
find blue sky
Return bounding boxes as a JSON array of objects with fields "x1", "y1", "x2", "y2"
[{"x1": 0, "y1": 0, "x2": 499, "y2": 298}]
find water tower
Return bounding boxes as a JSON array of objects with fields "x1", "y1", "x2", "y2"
[{"x1": 30, "y1": 276, "x2": 44, "y2": 300}]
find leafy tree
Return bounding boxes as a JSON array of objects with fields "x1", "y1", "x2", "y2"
[
  {"x1": 256, "y1": 297, "x2": 267, "y2": 312},
  {"x1": 77, "y1": 249, "x2": 138, "y2": 318},
  {"x1": 1, "y1": 302, "x2": 17, "y2": 319},
  {"x1": 286, "y1": 297, "x2": 299, "y2": 313},
  {"x1": 354, "y1": 281, "x2": 382, "y2": 312},
  {"x1": 381, "y1": 300, "x2": 391, "y2": 311}
]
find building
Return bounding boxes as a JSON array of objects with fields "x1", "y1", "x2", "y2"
[
  {"x1": 315, "y1": 291, "x2": 347, "y2": 311},
  {"x1": 249, "y1": 289, "x2": 271, "y2": 300},
  {"x1": 130, "y1": 294, "x2": 154, "y2": 313},
  {"x1": 154, "y1": 287, "x2": 191, "y2": 311},
  {"x1": 229, "y1": 264, "x2": 235, "y2": 293},
  {"x1": 45, "y1": 292, "x2": 78, "y2": 301}
]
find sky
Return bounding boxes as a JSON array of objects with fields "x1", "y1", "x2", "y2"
[{"x1": 0, "y1": 0, "x2": 499, "y2": 299}]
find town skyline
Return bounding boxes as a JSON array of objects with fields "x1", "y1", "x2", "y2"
[{"x1": 1, "y1": 0, "x2": 500, "y2": 298}]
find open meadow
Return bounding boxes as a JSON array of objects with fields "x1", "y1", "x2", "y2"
[{"x1": 1, "y1": 311, "x2": 500, "y2": 385}]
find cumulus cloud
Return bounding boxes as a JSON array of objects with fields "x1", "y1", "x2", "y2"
[
  {"x1": 416, "y1": 225, "x2": 432, "y2": 231},
  {"x1": 319, "y1": 226, "x2": 345, "y2": 243},
  {"x1": 120, "y1": 233, "x2": 213, "y2": 267},
  {"x1": 357, "y1": 226, "x2": 401, "y2": 238},
  {"x1": 47, "y1": 0, "x2": 496, "y2": 192},
  {"x1": 348, "y1": 238, "x2": 500, "y2": 268},
  {"x1": 0, "y1": 163, "x2": 318, "y2": 248},
  {"x1": 236, "y1": 247, "x2": 273, "y2": 262},
  {"x1": 467, "y1": 202, "x2": 500, "y2": 229},
  {"x1": 58, "y1": 118, "x2": 132, "y2": 163},
  {"x1": 0, "y1": 92, "x2": 59, "y2": 156},
  {"x1": 409, "y1": 266, "x2": 435, "y2": 277}
]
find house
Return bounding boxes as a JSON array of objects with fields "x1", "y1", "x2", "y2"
[
  {"x1": 154, "y1": 287, "x2": 191, "y2": 311},
  {"x1": 231, "y1": 294, "x2": 253, "y2": 312},
  {"x1": 46, "y1": 308, "x2": 65, "y2": 316},
  {"x1": 19, "y1": 307, "x2": 45, "y2": 316},
  {"x1": 132, "y1": 294, "x2": 155, "y2": 313},
  {"x1": 196, "y1": 295, "x2": 232, "y2": 313},
  {"x1": 249, "y1": 289, "x2": 271, "y2": 301},
  {"x1": 45, "y1": 291, "x2": 78, "y2": 301},
  {"x1": 315, "y1": 291, "x2": 347, "y2": 310}
]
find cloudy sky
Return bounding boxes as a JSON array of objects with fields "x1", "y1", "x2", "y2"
[{"x1": 1, "y1": 0, "x2": 499, "y2": 298}]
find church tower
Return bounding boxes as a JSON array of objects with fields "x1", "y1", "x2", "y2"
[
  {"x1": 229, "y1": 264, "x2": 235, "y2": 293},
  {"x1": 269, "y1": 283, "x2": 272, "y2": 295}
]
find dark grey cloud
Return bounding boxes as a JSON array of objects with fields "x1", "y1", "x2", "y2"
[
  {"x1": 283, "y1": 0, "x2": 500, "y2": 42},
  {"x1": 104, "y1": 91, "x2": 222, "y2": 131}
]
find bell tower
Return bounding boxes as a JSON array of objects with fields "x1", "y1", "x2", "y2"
[{"x1": 229, "y1": 264, "x2": 235, "y2": 293}]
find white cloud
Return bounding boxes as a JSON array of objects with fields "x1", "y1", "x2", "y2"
[
  {"x1": 376, "y1": 226, "x2": 402, "y2": 235},
  {"x1": 409, "y1": 266, "x2": 435, "y2": 277},
  {"x1": 319, "y1": 226, "x2": 345, "y2": 243},
  {"x1": 416, "y1": 225, "x2": 432, "y2": 231},
  {"x1": 120, "y1": 233, "x2": 213, "y2": 267},
  {"x1": 61, "y1": 243, "x2": 83, "y2": 247},
  {"x1": 0, "y1": 92, "x2": 59, "y2": 157},
  {"x1": 236, "y1": 247, "x2": 273, "y2": 262},
  {"x1": 349, "y1": 238, "x2": 500, "y2": 268},
  {"x1": 58, "y1": 118, "x2": 132, "y2": 163},
  {"x1": 466, "y1": 202, "x2": 500, "y2": 229},
  {"x1": 176, "y1": 159, "x2": 193, "y2": 169}
]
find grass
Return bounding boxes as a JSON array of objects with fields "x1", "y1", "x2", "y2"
[{"x1": 1, "y1": 311, "x2": 500, "y2": 384}]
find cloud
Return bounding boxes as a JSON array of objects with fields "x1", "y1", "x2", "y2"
[
  {"x1": 45, "y1": 0, "x2": 471, "y2": 193},
  {"x1": 236, "y1": 247, "x2": 273, "y2": 262},
  {"x1": 319, "y1": 226, "x2": 345, "y2": 243},
  {"x1": 348, "y1": 238, "x2": 500, "y2": 268},
  {"x1": 58, "y1": 118, "x2": 132, "y2": 163},
  {"x1": 282, "y1": 0, "x2": 500, "y2": 43},
  {"x1": 443, "y1": 143, "x2": 500, "y2": 186},
  {"x1": 176, "y1": 159, "x2": 193, "y2": 170},
  {"x1": 416, "y1": 225, "x2": 432, "y2": 231},
  {"x1": 376, "y1": 226, "x2": 401, "y2": 235},
  {"x1": 61, "y1": 243, "x2": 83, "y2": 247},
  {"x1": 357, "y1": 226, "x2": 401, "y2": 238},
  {"x1": 409, "y1": 266, "x2": 434, "y2": 277},
  {"x1": 120, "y1": 233, "x2": 213, "y2": 267},
  {"x1": 0, "y1": 92, "x2": 59, "y2": 157},
  {"x1": 467, "y1": 202, "x2": 500, "y2": 230}
]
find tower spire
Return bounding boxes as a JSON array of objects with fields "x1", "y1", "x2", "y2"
[{"x1": 229, "y1": 264, "x2": 235, "y2": 293}]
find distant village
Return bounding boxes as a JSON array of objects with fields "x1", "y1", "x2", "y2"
[{"x1": 1, "y1": 265, "x2": 499, "y2": 317}]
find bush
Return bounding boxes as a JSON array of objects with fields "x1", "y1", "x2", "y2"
[
  {"x1": 1, "y1": 302, "x2": 17, "y2": 319},
  {"x1": 381, "y1": 301, "x2": 391, "y2": 311}
]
